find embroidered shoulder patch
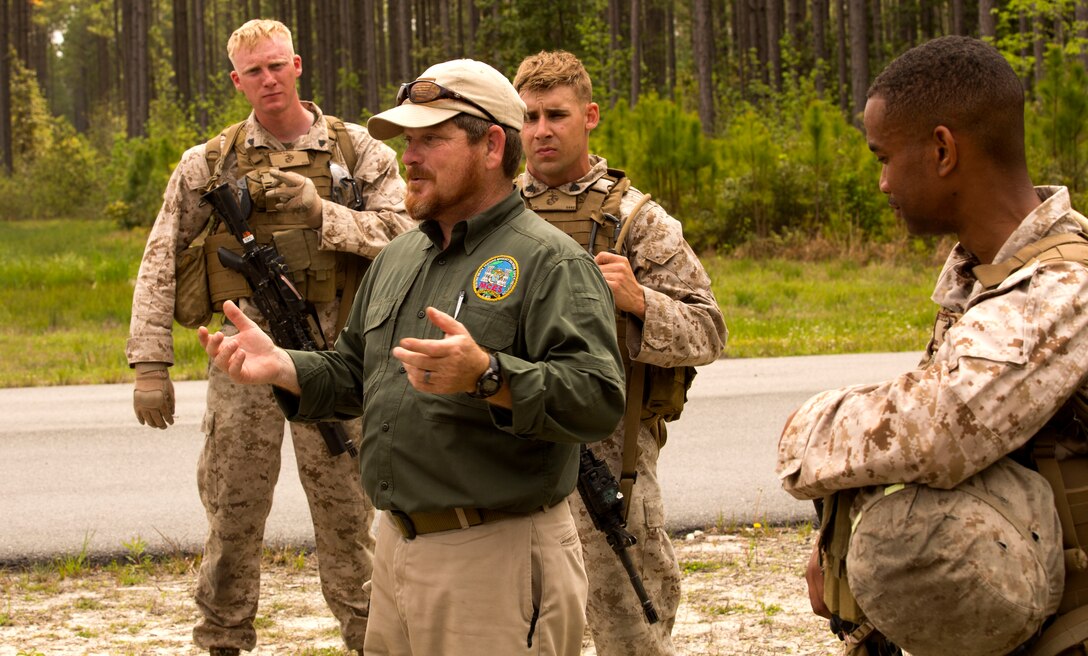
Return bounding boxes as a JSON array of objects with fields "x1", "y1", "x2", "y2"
[{"x1": 473, "y1": 255, "x2": 519, "y2": 302}]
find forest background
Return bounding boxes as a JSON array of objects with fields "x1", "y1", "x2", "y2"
[
  {"x1": 0, "y1": 0, "x2": 1084, "y2": 245},
  {"x1": 2, "y1": 0, "x2": 1088, "y2": 386}
]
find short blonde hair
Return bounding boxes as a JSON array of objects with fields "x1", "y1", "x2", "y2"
[
  {"x1": 227, "y1": 19, "x2": 294, "y2": 67},
  {"x1": 513, "y1": 51, "x2": 593, "y2": 104}
]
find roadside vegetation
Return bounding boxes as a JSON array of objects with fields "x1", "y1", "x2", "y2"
[{"x1": 0, "y1": 217, "x2": 942, "y2": 388}]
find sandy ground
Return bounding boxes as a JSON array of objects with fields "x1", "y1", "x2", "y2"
[{"x1": 0, "y1": 525, "x2": 843, "y2": 656}]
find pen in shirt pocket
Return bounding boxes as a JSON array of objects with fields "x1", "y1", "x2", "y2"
[{"x1": 454, "y1": 290, "x2": 465, "y2": 320}]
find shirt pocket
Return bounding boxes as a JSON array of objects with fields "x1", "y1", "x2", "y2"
[
  {"x1": 361, "y1": 296, "x2": 398, "y2": 388},
  {"x1": 420, "y1": 304, "x2": 517, "y2": 425}
]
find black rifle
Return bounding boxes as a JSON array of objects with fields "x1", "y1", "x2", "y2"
[
  {"x1": 202, "y1": 182, "x2": 358, "y2": 459},
  {"x1": 576, "y1": 444, "x2": 659, "y2": 624}
]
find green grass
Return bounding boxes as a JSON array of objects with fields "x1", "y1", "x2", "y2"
[
  {"x1": 0, "y1": 219, "x2": 212, "y2": 387},
  {"x1": 0, "y1": 218, "x2": 942, "y2": 388},
  {"x1": 706, "y1": 256, "x2": 939, "y2": 358}
]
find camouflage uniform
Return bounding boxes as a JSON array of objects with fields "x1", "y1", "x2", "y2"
[
  {"x1": 777, "y1": 187, "x2": 1088, "y2": 653},
  {"x1": 127, "y1": 103, "x2": 412, "y2": 652},
  {"x1": 519, "y1": 156, "x2": 728, "y2": 656}
]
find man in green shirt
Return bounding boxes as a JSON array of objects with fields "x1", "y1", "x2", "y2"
[{"x1": 199, "y1": 58, "x2": 625, "y2": 656}]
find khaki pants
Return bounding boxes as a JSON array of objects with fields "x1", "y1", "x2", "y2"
[
  {"x1": 569, "y1": 422, "x2": 681, "y2": 656},
  {"x1": 193, "y1": 364, "x2": 375, "y2": 651},
  {"x1": 365, "y1": 503, "x2": 588, "y2": 656}
]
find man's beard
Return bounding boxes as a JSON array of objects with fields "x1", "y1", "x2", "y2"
[{"x1": 405, "y1": 188, "x2": 435, "y2": 222}]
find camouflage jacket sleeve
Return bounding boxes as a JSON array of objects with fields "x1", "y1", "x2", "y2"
[
  {"x1": 125, "y1": 145, "x2": 215, "y2": 366},
  {"x1": 620, "y1": 189, "x2": 727, "y2": 368},
  {"x1": 776, "y1": 261, "x2": 1088, "y2": 500},
  {"x1": 316, "y1": 123, "x2": 411, "y2": 259}
]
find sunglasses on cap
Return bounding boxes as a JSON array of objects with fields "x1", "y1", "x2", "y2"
[{"x1": 396, "y1": 79, "x2": 501, "y2": 126}]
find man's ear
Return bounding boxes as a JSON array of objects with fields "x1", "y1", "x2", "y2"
[
  {"x1": 585, "y1": 102, "x2": 600, "y2": 132},
  {"x1": 485, "y1": 125, "x2": 506, "y2": 170},
  {"x1": 933, "y1": 125, "x2": 957, "y2": 177}
]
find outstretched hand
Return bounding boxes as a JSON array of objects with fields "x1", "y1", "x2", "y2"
[
  {"x1": 392, "y1": 307, "x2": 491, "y2": 396},
  {"x1": 198, "y1": 301, "x2": 300, "y2": 393}
]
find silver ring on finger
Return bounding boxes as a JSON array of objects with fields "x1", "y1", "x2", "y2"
[{"x1": 423, "y1": 370, "x2": 432, "y2": 384}]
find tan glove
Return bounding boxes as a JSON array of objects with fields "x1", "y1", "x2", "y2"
[
  {"x1": 133, "y1": 362, "x2": 175, "y2": 429},
  {"x1": 266, "y1": 169, "x2": 323, "y2": 228}
]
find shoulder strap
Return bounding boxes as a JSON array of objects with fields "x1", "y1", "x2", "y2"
[
  {"x1": 974, "y1": 232, "x2": 1088, "y2": 290},
  {"x1": 324, "y1": 115, "x2": 358, "y2": 173},
  {"x1": 204, "y1": 121, "x2": 247, "y2": 186}
]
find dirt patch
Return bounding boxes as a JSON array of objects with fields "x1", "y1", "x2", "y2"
[{"x1": 0, "y1": 525, "x2": 842, "y2": 656}]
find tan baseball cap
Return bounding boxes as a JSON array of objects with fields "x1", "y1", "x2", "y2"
[{"x1": 367, "y1": 59, "x2": 525, "y2": 140}]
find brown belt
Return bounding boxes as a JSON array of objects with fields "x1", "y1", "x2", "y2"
[{"x1": 389, "y1": 507, "x2": 530, "y2": 540}]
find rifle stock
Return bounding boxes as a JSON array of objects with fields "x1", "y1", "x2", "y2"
[{"x1": 201, "y1": 182, "x2": 358, "y2": 459}]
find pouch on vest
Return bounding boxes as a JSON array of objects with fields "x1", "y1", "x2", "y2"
[
  {"x1": 204, "y1": 231, "x2": 249, "y2": 310},
  {"x1": 272, "y1": 228, "x2": 337, "y2": 304},
  {"x1": 644, "y1": 364, "x2": 697, "y2": 423},
  {"x1": 174, "y1": 234, "x2": 213, "y2": 328}
]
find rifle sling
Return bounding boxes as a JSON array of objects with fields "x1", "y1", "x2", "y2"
[{"x1": 620, "y1": 361, "x2": 647, "y2": 520}]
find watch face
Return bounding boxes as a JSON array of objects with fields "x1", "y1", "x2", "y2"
[
  {"x1": 479, "y1": 374, "x2": 501, "y2": 395},
  {"x1": 471, "y1": 353, "x2": 502, "y2": 398}
]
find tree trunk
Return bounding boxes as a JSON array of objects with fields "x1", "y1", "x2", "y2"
[
  {"x1": 766, "y1": 0, "x2": 782, "y2": 89},
  {"x1": 692, "y1": 0, "x2": 715, "y2": 134},
  {"x1": 869, "y1": 0, "x2": 882, "y2": 59},
  {"x1": 173, "y1": 0, "x2": 191, "y2": 106},
  {"x1": 316, "y1": 2, "x2": 336, "y2": 112},
  {"x1": 666, "y1": 0, "x2": 676, "y2": 99},
  {"x1": 630, "y1": 0, "x2": 641, "y2": 104},
  {"x1": 468, "y1": 0, "x2": 478, "y2": 57},
  {"x1": 848, "y1": 0, "x2": 868, "y2": 123},
  {"x1": 787, "y1": 0, "x2": 804, "y2": 48},
  {"x1": 813, "y1": 0, "x2": 827, "y2": 95},
  {"x1": 393, "y1": 1, "x2": 412, "y2": 82},
  {"x1": 952, "y1": 0, "x2": 964, "y2": 35},
  {"x1": 123, "y1": 0, "x2": 151, "y2": 137},
  {"x1": 0, "y1": 0, "x2": 10, "y2": 172},
  {"x1": 1032, "y1": 7, "x2": 1045, "y2": 89},
  {"x1": 193, "y1": 0, "x2": 207, "y2": 130},
  {"x1": 1078, "y1": 0, "x2": 1088, "y2": 70},
  {"x1": 296, "y1": 0, "x2": 312, "y2": 101},
  {"x1": 836, "y1": 0, "x2": 848, "y2": 113},
  {"x1": 645, "y1": 0, "x2": 667, "y2": 95},
  {"x1": 609, "y1": 0, "x2": 621, "y2": 106},
  {"x1": 362, "y1": 0, "x2": 379, "y2": 116},
  {"x1": 438, "y1": 0, "x2": 451, "y2": 57},
  {"x1": 979, "y1": 0, "x2": 996, "y2": 39}
]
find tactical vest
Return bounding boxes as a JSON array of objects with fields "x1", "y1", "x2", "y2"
[
  {"x1": 199, "y1": 115, "x2": 365, "y2": 322},
  {"x1": 819, "y1": 231, "x2": 1088, "y2": 656},
  {"x1": 522, "y1": 169, "x2": 697, "y2": 515}
]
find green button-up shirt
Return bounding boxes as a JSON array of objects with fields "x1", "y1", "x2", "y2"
[{"x1": 278, "y1": 190, "x2": 625, "y2": 513}]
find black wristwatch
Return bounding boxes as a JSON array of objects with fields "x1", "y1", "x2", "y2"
[{"x1": 468, "y1": 351, "x2": 503, "y2": 399}]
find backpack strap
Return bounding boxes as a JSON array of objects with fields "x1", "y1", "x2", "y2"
[{"x1": 974, "y1": 232, "x2": 1088, "y2": 290}]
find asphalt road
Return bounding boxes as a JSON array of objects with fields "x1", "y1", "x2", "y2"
[{"x1": 0, "y1": 351, "x2": 921, "y2": 563}]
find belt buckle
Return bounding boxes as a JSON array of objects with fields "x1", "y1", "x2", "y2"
[{"x1": 390, "y1": 510, "x2": 417, "y2": 540}]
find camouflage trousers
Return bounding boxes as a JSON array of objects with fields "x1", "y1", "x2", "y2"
[
  {"x1": 568, "y1": 419, "x2": 680, "y2": 656},
  {"x1": 193, "y1": 364, "x2": 376, "y2": 652}
]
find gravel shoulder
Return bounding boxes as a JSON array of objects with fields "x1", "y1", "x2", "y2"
[{"x1": 0, "y1": 525, "x2": 842, "y2": 656}]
